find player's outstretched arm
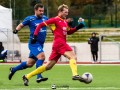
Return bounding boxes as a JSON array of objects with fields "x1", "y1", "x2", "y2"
[
  {"x1": 31, "y1": 22, "x2": 44, "y2": 44},
  {"x1": 67, "y1": 23, "x2": 85, "y2": 35},
  {"x1": 31, "y1": 18, "x2": 56, "y2": 44},
  {"x1": 13, "y1": 23, "x2": 24, "y2": 34},
  {"x1": 67, "y1": 18, "x2": 85, "y2": 35},
  {"x1": 34, "y1": 18, "x2": 55, "y2": 36},
  {"x1": 76, "y1": 23, "x2": 85, "y2": 30}
]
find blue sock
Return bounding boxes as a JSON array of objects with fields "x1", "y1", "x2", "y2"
[
  {"x1": 12, "y1": 62, "x2": 28, "y2": 73},
  {"x1": 36, "y1": 60, "x2": 44, "y2": 79}
]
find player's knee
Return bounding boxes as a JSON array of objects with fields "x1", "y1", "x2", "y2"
[
  {"x1": 37, "y1": 53, "x2": 45, "y2": 60},
  {"x1": 46, "y1": 67, "x2": 52, "y2": 70},
  {"x1": 45, "y1": 65, "x2": 53, "y2": 70},
  {"x1": 70, "y1": 55, "x2": 77, "y2": 60},
  {"x1": 27, "y1": 63, "x2": 34, "y2": 67}
]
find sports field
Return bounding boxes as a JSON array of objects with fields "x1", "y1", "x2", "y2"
[{"x1": 0, "y1": 64, "x2": 120, "y2": 90}]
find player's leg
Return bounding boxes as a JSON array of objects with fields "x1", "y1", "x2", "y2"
[
  {"x1": 35, "y1": 52, "x2": 48, "y2": 83},
  {"x1": 23, "y1": 60, "x2": 56, "y2": 86},
  {"x1": 26, "y1": 60, "x2": 56, "y2": 79},
  {"x1": 64, "y1": 51, "x2": 86, "y2": 83},
  {"x1": 64, "y1": 51, "x2": 78, "y2": 76},
  {"x1": 8, "y1": 58, "x2": 35, "y2": 80},
  {"x1": 29, "y1": 43, "x2": 48, "y2": 83},
  {"x1": 22, "y1": 49, "x2": 60, "y2": 86},
  {"x1": 58, "y1": 43, "x2": 78, "y2": 77}
]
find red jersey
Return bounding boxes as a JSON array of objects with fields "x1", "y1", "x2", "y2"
[
  {"x1": 34, "y1": 16, "x2": 78, "y2": 61},
  {"x1": 34, "y1": 16, "x2": 77, "y2": 45}
]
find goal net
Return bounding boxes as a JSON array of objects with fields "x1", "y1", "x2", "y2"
[
  {"x1": 99, "y1": 33, "x2": 120, "y2": 63},
  {"x1": 0, "y1": 28, "x2": 21, "y2": 62}
]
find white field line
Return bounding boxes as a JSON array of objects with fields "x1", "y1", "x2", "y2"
[{"x1": 0, "y1": 87, "x2": 120, "y2": 90}]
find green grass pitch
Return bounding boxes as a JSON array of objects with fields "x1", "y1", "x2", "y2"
[{"x1": 0, "y1": 64, "x2": 120, "y2": 90}]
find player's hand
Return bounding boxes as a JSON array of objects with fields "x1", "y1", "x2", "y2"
[
  {"x1": 13, "y1": 30, "x2": 18, "y2": 34},
  {"x1": 76, "y1": 23, "x2": 84, "y2": 30},
  {"x1": 76, "y1": 18, "x2": 85, "y2": 30},
  {"x1": 31, "y1": 35, "x2": 37, "y2": 44}
]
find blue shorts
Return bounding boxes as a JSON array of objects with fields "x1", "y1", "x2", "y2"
[{"x1": 28, "y1": 43, "x2": 44, "y2": 61}]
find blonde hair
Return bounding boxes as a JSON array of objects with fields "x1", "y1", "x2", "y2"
[{"x1": 58, "y1": 4, "x2": 69, "y2": 12}]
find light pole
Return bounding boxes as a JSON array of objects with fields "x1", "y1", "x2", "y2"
[
  {"x1": 46, "y1": 0, "x2": 49, "y2": 18},
  {"x1": 9, "y1": 0, "x2": 15, "y2": 19},
  {"x1": 9, "y1": 0, "x2": 11, "y2": 8},
  {"x1": 115, "y1": 1, "x2": 117, "y2": 28},
  {"x1": 115, "y1": 0, "x2": 119, "y2": 28},
  {"x1": 14, "y1": 0, "x2": 15, "y2": 20}
]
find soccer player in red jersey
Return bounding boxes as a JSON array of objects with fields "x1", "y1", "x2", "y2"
[{"x1": 22, "y1": 4, "x2": 86, "y2": 86}]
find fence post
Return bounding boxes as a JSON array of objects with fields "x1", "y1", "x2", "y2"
[
  {"x1": 115, "y1": 2, "x2": 118, "y2": 28},
  {"x1": 88, "y1": 4, "x2": 92, "y2": 28}
]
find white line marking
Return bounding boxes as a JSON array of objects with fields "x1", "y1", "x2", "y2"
[{"x1": 0, "y1": 87, "x2": 120, "y2": 90}]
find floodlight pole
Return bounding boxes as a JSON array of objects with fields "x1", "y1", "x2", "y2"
[
  {"x1": 14, "y1": 0, "x2": 15, "y2": 20},
  {"x1": 46, "y1": 0, "x2": 49, "y2": 18},
  {"x1": 9, "y1": 0, "x2": 11, "y2": 8}
]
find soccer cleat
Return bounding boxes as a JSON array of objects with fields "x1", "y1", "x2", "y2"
[
  {"x1": 72, "y1": 75, "x2": 81, "y2": 80},
  {"x1": 8, "y1": 67, "x2": 15, "y2": 80},
  {"x1": 72, "y1": 75, "x2": 86, "y2": 83},
  {"x1": 36, "y1": 77, "x2": 48, "y2": 83},
  {"x1": 22, "y1": 75, "x2": 29, "y2": 86}
]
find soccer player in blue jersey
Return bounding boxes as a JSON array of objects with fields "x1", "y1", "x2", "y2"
[{"x1": 8, "y1": 3, "x2": 48, "y2": 83}]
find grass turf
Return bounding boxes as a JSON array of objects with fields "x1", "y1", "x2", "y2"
[{"x1": 0, "y1": 64, "x2": 120, "y2": 90}]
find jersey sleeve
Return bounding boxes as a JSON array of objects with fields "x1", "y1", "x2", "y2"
[
  {"x1": 67, "y1": 27, "x2": 77, "y2": 35},
  {"x1": 34, "y1": 17, "x2": 56, "y2": 36},
  {"x1": 22, "y1": 16, "x2": 30, "y2": 26}
]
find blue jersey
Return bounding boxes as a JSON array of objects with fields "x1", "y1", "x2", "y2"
[{"x1": 22, "y1": 15, "x2": 48, "y2": 45}]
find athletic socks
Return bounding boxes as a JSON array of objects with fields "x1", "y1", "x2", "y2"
[
  {"x1": 26, "y1": 65, "x2": 46, "y2": 79},
  {"x1": 36, "y1": 60, "x2": 44, "y2": 79},
  {"x1": 12, "y1": 62, "x2": 28, "y2": 73},
  {"x1": 69, "y1": 59, "x2": 78, "y2": 76}
]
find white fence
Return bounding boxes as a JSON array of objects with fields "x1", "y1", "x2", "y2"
[
  {"x1": 21, "y1": 42, "x2": 120, "y2": 63},
  {"x1": 21, "y1": 43, "x2": 92, "y2": 63},
  {"x1": 99, "y1": 33, "x2": 120, "y2": 62}
]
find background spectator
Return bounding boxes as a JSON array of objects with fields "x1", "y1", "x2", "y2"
[{"x1": 88, "y1": 32, "x2": 99, "y2": 63}]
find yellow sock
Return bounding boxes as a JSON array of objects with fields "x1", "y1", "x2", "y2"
[
  {"x1": 69, "y1": 59, "x2": 78, "y2": 76},
  {"x1": 26, "y1": 65, "x2": 46, "y2": 79}
]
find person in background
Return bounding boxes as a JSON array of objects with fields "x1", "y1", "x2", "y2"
[
  {"x1": 0, "y1": 42, "x2": 7, "y2": 62},
  {"x1": 88, "y1": 32, "x2": 99, "y2": 63},
  {"x1": 78, "y1": 17, "x2": 86, "y2": 28}
]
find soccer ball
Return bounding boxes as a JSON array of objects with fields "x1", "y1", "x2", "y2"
[
  {"x1": 51, "y1": 84, "x2": 56, "y2": 89},
  {"x1": 82, "y1": 72, "x2": 93, "y2": 84}
]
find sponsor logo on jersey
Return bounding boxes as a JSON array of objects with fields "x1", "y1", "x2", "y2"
[
  {"x1": 42, "y1": 18, "x2": 45, "y2": 21},
  {"x1": 37, "y1": 47, "x2": 41, "y2": 51},
  {"x1": 35, "y1": 23, "x2": 39, "y2": 26},
  {"x1": 40, "y1": 29, "x2": 46, "y2": 32},
  {"x1": 63, "y1": 27, "x2": 67, "y2": 35}
]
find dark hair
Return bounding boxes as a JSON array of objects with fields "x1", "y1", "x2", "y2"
[
  {"x1": 34, "y1": 3, "x2": 44, "y2": 10},
  {"x1": 92, "y1": 32, "x2": 96, "y2": 35}
]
